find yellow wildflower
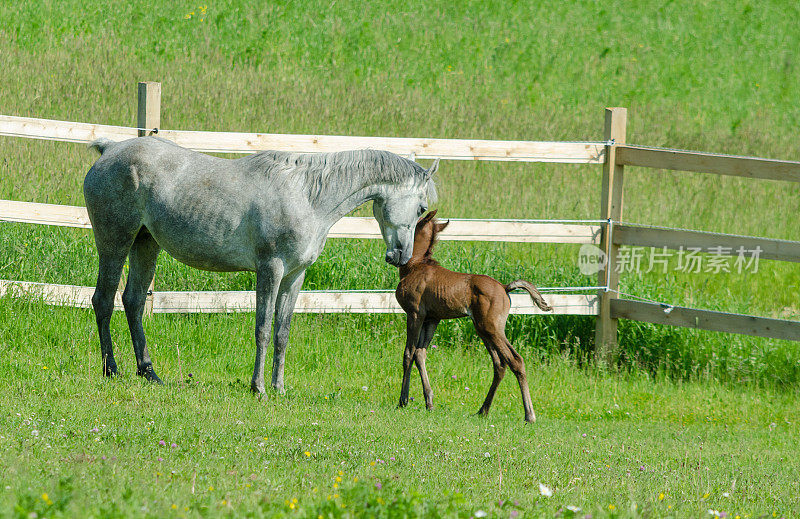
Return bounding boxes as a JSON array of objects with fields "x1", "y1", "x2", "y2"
[
  {"x1": 658, "y1": 493, "x2": 665, "y2": 501},
  {"x1": 41, "y1": 493, "x2": 52, "y2": 505},
  {"x1": 304, "y1": 451, "x2": 311, "y2": 457}
]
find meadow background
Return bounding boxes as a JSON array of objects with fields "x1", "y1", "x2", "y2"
[{"x1": 1, "y1": 0, "x2": 799, "y2": 517}]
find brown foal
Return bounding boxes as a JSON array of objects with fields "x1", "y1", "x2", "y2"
[{"x1": 395, "y1": 210, "x2": 553, "y2": 423}]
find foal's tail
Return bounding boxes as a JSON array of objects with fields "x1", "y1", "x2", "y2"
[{"x1": 504, "y1": 280, "x2": 553, "y2": 312}]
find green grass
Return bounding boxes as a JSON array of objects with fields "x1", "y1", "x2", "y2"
[
  {"x1": 1, "y1": 0, "x2": 800, "y2": 516},
  {"x1": 2, "y1": 298, "x2": 799, "y2": 518}
]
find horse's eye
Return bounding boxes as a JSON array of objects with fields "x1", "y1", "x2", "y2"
[{"x1": 418, "y1": 205, "x2": 427, "y2": 216}]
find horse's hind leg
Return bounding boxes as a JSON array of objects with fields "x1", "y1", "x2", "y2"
[
  {"x1": 93, "y1": 252, "x2": 128, "y2": 377},
  {"x1": 123, "y1": 228, "x2": 162, "y2": 383}
]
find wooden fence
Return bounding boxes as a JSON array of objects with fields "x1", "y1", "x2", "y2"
[{"x1": 2, "y1": 81, "x2": 800, "y2": 357}]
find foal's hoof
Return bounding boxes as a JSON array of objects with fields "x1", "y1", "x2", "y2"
[{"x1": 524, "y1": 414, "x2": 537, "y2": 424}]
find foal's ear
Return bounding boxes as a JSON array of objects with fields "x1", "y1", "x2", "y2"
[
  {"x1": 420, "y1": 209, "x2": 437, "y2": 223},
  {"x1": 424, "y1": 159, "x2": 440, "y2": 180},
  {"x1": 435, "y1": 219, "x2": 450, "y2": 233}
]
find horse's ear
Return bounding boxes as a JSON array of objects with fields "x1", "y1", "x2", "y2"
[
  {"x1": 425, "y1": 159, "x2": 440, "y2": 180},
  {"x1": 435, "y1": 219, "x2": 450, "y2": 233}
]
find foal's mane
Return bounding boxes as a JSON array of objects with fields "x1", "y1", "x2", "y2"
[{"x1": 419, "y1": 218, "x2": 445, "y2": 264}]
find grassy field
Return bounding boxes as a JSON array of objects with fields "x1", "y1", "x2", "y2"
[
  {"x1": 2, "y1": 298, "x2": 799, "y2": 518},
  {"x1": 1, "y1": 0, "x2": 800, "y2": 516}
]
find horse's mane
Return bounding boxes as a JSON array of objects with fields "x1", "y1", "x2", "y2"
[{"x1": 242, "y1": 149, "x2": 438, "y2": 205}]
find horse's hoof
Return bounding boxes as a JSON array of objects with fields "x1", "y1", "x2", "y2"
[
  {"x1": 145, "y1": 372, "x2": 163, "y2": 385},
  {"x1": 524, "y1": 415, "x2": 536, "y2": 424},
  {"x1": 137, "y1": 366, "x2": 163, "y2": 384},
  {"x1": 102, "y1": 358, "x2": 118, "y2": 377}
]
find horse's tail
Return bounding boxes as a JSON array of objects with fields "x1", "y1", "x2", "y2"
[
  {"x1": 88, "y1": 138, "x2": 114, "y2": 155},
  {"x1": 504, "y1": 280, "x2": 553, "y2": 312}
]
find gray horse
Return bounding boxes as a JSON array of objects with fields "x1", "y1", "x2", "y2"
[{"x1": 83, "y1": 137, "x2": 438, "y2": 393}]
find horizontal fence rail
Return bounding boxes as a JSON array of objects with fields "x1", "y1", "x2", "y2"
[
  {"x1": 613, "y1": 224, "x2": 800, "y2": 262},
  {"x1": 0, "y1": 280, "x2": 598, "y2": 316},
  {"x1": 616, "y1": 145, "x2": 800, "y2": 182},
  {"x1": 611, "y1": 299, "x2": 800, "y2": 341},
  {"x1": 0, "y1": 200, "x2": 602, "y2": 244},
  {"x1": 3, "y1": 103, "x2": 798, "y2": 345},
  {"x1": 0, "y1": 115, "x2": 606, "y2": 163}
]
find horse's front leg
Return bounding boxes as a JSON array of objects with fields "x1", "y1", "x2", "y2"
[
  {"x1": 252, "y1": 259, "x2": 285, "y2": 394},
  {"x1": 271, "y1": 269, "x2": 306, "y2": 393},
  {"x1": 399, "y1": 313, "x2": 423, "y2": 408}
]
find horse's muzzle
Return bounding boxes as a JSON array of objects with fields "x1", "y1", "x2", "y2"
[{"x1": 385, "y1": 250, "x2": 407, "y2": 267}]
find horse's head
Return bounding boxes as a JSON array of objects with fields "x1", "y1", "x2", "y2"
[{"x1": 373, "y1": 159, "x2": 439, "y2": 266}]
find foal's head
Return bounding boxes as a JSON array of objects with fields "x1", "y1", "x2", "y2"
[{"x1": 411, "y1": 210, "x2": 450, "y2": 262}]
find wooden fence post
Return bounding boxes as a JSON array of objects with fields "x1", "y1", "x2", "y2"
[
  {"x1": 137, "y1": 81, "x2": 161, "y2": 315},
  {"x1": 595, "y1": 107, "x2": 627, "y2": 365}
]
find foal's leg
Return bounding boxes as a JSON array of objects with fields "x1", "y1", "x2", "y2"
[
  {"x1": 270, "y1": 269, "x2": 306, "y2": 393},
  {"x1": 398, "y1": 313, "x2": 423, "y2": 408},
  {"x1": 92, "y1": 252, "x2": 128, "y2": 377},
  {"x1": 414, "y1": 320, "x2": 438, "y2": 410},
  {"x1": 122, "y1": 229, "x2": 162, "y2": 383},
  {"x1": 252, "y1": 259, "x2": 284, "y2": 394},
  {"x1": 496, "y1": 337, "x2": 536, "y2": 423},
  {"x1": 476, "y1": 336, "x2": 506, "y2": 418}
]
